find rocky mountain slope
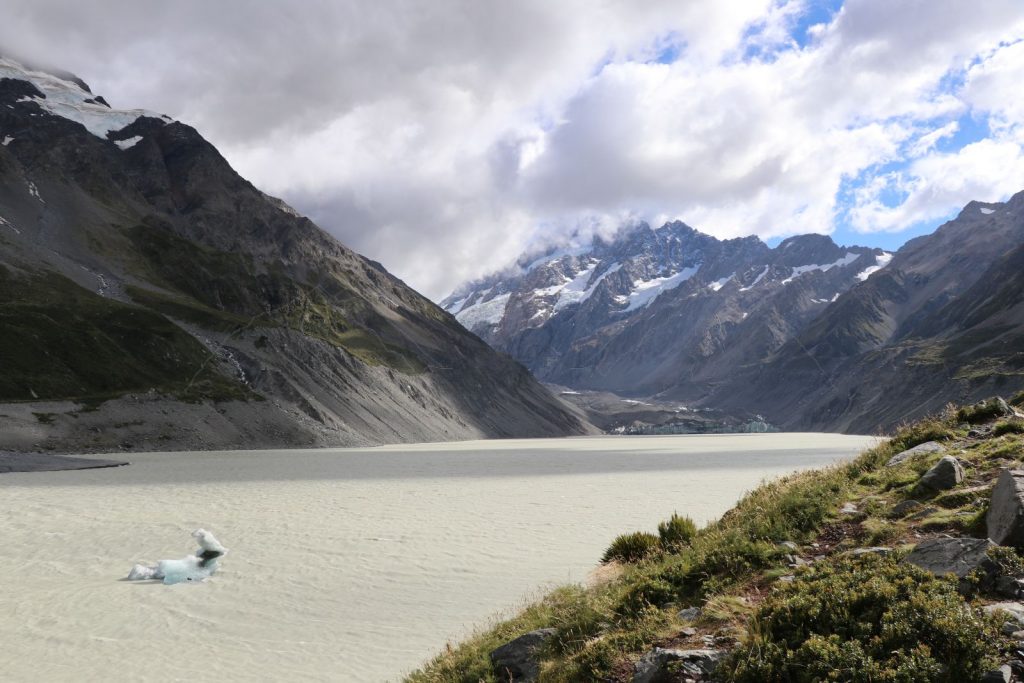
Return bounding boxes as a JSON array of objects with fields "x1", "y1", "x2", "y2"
[
  {"x1": 707, "y1": 196, "x2": 1024, "y2": 432},
  {"x1": 0, "y1": 56, "x2": 592, "y2": 453},
  {"x1": 445, "y1": 196, "x2": 1024, "y2": 433}
]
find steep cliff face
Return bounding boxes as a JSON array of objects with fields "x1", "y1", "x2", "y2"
[
  {"x1": 0, "y1": 56, "x2": 591, "y2": 452},
  {"x1": 444, "y1": 221, "x2": 885, "y2": 398}
]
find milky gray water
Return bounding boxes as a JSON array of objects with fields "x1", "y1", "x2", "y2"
[{"x1": 0, "y1": 433, "x2": 876, "y2": 682}]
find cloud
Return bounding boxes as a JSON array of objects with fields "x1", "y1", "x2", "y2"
[{"x1": 3, "y1": 0, "x2": 1024, "y2": 298}]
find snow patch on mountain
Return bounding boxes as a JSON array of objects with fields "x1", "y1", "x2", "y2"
[
  {"x1": 0, "y1": 215, "x2": 19, "y2": 234},
  {"x1": 454, "y1": 292, "x2": 511, "y2": 329},
  {"x1": 980, "y1": 207, "x2": 995, "y2": 215},
  {"x1": 780, "y1": 252, "x2": 860, "y2": 284},
  {"x1": 855, "y1": 252, "x2": 893, "y2": 281},
  {"x1": 739, "y1": 266, "x2": 769, "y2": 291},
  {"x1": 1, "y1": 135, "x2": 13, "y2": 146},
  {"x1": 709, "y1": 273, "x2": 735, "y2": 291},
  {"x1": 554, "y1": 262, "x2": 621, "y2": 312},
  {"x1": 0, "y1": 57, "x2": 170, "y2": 140},
  {"x1": 114, "y1": 136, "x2": 143, "y2": 150},
  {"x1": 622, "y1": 265, "x2": 700, "y2": 312}
]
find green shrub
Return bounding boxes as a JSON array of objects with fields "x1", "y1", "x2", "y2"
[
  {"x1": 888, "y1": 418, "x2": 955, "y2": 452},
  {"x1": 658, "y1": 513, "x2": 698, "y2": 549},
  {"x1": 602, "y1": 532, "x2": 661, "y2": 564},
  {"x1": 722, "y1": 554, "x2": 998, "y2": 683},
  {"x1": 994, "y1": 420, "x2": 1024, "y2": 437},
  {"x1": 957, "y1": 398, "x2": 1011, "y2": 425}
]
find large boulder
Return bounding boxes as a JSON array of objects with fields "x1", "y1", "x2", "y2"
[
  {"x1": 634, "y1": 648, "x2": 723, "y2": 683},
  {"x1": 917, "y1": 456, "x2": 964, "y2": 492},
  {"x1": 988, "y1": 470, "x2": 1024, "y2": 548},
  {"x1": 903, "y1": 537, "x2": 996, "y2": 578},
  {"x1": 490, "y1": 628, "x2": 556, "y2": 682},
  {"x1": 887, "y1": 441, "x2": 944, "y2": 467}
]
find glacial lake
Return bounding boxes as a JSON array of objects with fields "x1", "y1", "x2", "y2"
[{"x1": 0, "y1": 433, "x2": 876, "y2": 681}]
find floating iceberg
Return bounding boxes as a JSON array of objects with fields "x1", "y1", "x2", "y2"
[{"x1": 126, "y1": 529, "x2": 227, "y2": 584}]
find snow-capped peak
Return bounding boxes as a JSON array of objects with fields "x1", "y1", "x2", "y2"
[{"x1": 0, "y1": 57, "x2": 172, "y2": 140}]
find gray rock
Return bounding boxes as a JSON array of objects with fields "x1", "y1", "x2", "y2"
[
  {"x1": 983, "y1": 602, "x2": 1024, "y2": 629},
  {"x1": 839, "y1": 502, "x2": 859, "y2": 515},
  {"x1": 887, "y1": 441, "x2": 945, "y2": 467},
  {"x1": 490, "y1": 628, "x2": 556, "y2": 682},
  {"x1": 917, "y1": 456, "x2": 964, "y2": 492},
  {"x1": 981, "y1": 665, "x2": 1012, "y2": 683},
  {"x1": 779, "y1": 541, "x2": 798, "y2": 551},
  {"x1": 891, "y1": 500, "x2": 922, "y2": 517},
  {"x1": 677, "y1": 606, "x2": 701, "y2": 622},
  {"x1": 634, "y1": 648, "x2": 723, "y2": 683},
  {"x1": 681, "y1": 626, "x2": 697, "y2": 637},
  {"x1": 988, "y1": 470, "x2": 1024, "y2": 548},
  {"x1": 903, "y1": 537, "x2": 996, "y2": 578},
  {"x1": 846, "y1": 547, "x2": 893, "y2": 557},
  {"x1": 999, "y1": 576, "x2": 1024, "y2": 599}
]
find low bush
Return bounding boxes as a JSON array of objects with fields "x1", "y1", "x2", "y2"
[
  {"x1": 957, "y1": 398, "x2": 1012, "y2": 425},
  {"x1": 657, "y1": 513, "x2": 698, "y2": 549},
  {"x1": 722, "y1": 554, "x2": 998, "y2": 683},
  {"x1": 1010, "y1": 391, "x2": 1024, "y2": 408},
  {"x1": 887, "y1": 418, "x2": 955, "y2": 452},
  {"x1": 602, "y1": 532, "x2": 661, "y2": 564},
  {"x1": 994, "y1": 420, "x2": 1024, "y2": 437}
]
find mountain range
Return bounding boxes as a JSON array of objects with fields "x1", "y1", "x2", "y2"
[
  {"x1": 0, "y1": 56, "x2": 592, "y2": 453},
  {"x1": 444, "y1": 197, "x2": 1024, "y2": 432}
]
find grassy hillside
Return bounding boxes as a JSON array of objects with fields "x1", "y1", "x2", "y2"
[
  {"x1": 409, "y1": 397, "x2": 1024, "y2": 682},
  {"x1": 0, "y1": 266, "x2": 253, "y2": 404}
]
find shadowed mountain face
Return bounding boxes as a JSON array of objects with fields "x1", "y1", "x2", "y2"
[
  {"x1": 708, "y1": 196, "x2": 1024, "y2": 432},
  {"x1": 444, "y1": 199, "x2": 1024, "y2": 433},
  {"x1": 0, "y1": 57, "x2": 591, "y2": 452}
]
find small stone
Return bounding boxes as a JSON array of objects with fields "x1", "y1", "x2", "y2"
[
  {"x1": 891, "y1": 499, "x2": 922, "y2": 517},
  {"x1": 839, "y1": 502, "x2": 858, "y2": 515},
  {"x1": 633, "y1": 648, "x2": 724, "y2": 683},
  {"x1": 887, "y1": 441, "x2": 944, "y2": 467},
  {"x1": 996, "y1": 576, "x2": 1024, "y2": 599},
  {"x1": 677, "y1": 607, "x2": 701, "y2": 622},
  {"x1": 846, "y1": 547, "x2": 892, "y2": 557},
  {"x1": 490, "y1": 628, "x2": 556, "y2": 682},
  {"x1": 917, "y1": 456, "x2": 964, "y2": 492},
  {"x1": 980, "y1": 664, "x2": 1012, "y2": 683},
  {"x1": 778, "y1": 575, "x2": 795, "y2": 583},
  {"x1": 779, "y1": 541, "x2": 798, "y2": 551},
  {"x1": 1003, "y1": 621, "x2": 1019, "y2": 636},
  {"x1": 681, "y1": 627, "x2": 697, "y2": 637},
  {"x1": 908, "y1": 506, "x2": 939, "y2": 520}
]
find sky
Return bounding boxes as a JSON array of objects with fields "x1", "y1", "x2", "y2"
[{"x1": 4, "y1": 0, "x2": 1024, "y2": 299}]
